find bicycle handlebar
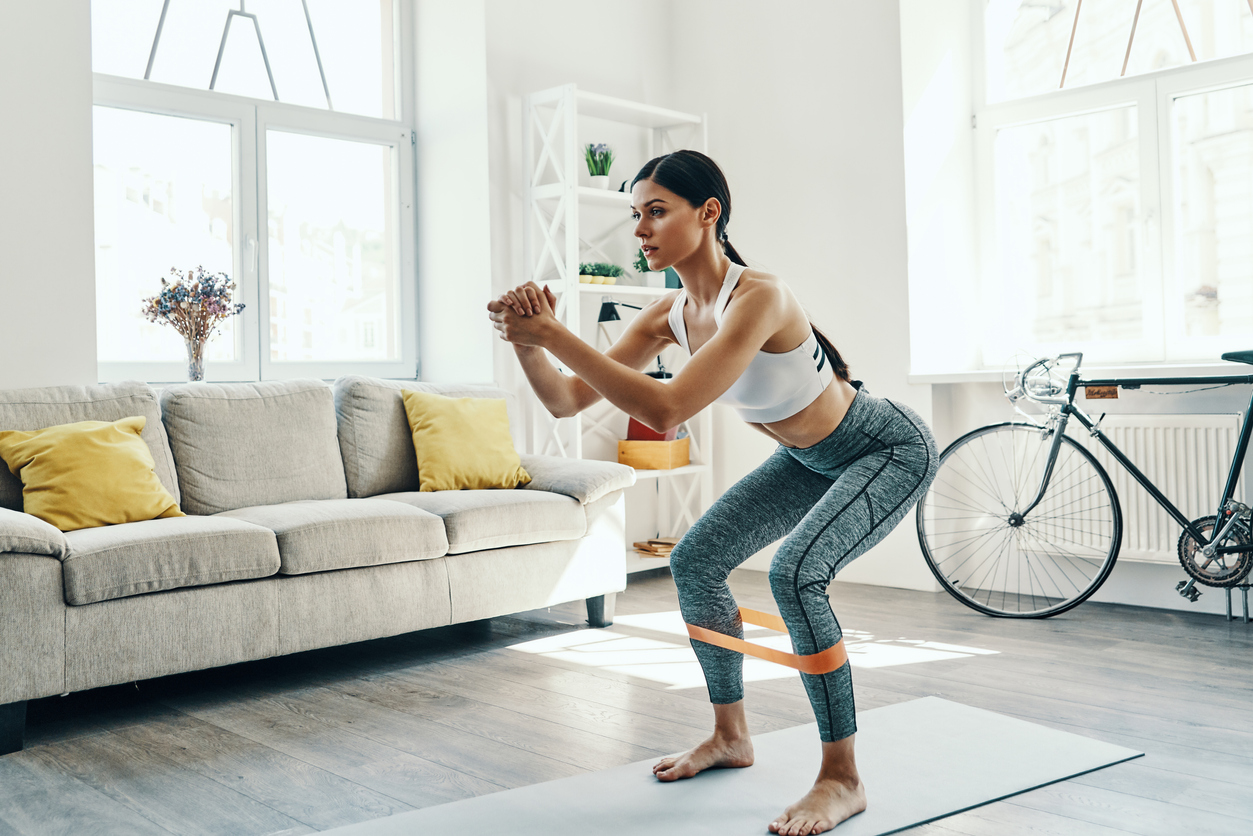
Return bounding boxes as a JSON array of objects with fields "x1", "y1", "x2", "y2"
[{"x1": 1009, "y1": 352, "x2": 1084, "y2": 406}]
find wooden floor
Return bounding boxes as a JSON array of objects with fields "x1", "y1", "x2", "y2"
[{"x1": 4, "y1": 567, "x2": 1252, "y2": 835}]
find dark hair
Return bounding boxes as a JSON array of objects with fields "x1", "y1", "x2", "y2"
[{"x1": 632, "y1": 149, "x2": 850, "y2": 383}]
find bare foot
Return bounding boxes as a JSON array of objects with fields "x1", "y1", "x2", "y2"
[
  {"x1": 652, "y1": 732, "x2": 755, "y2": 781},
  {"x1": 768, "y1": 776, "x2": 867, "y2": 835}
]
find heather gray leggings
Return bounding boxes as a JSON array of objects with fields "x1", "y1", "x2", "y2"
[{"x1": 669, "y1": 381, "x2": 939, "y2": 742}]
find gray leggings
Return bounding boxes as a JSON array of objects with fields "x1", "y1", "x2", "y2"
[{"x1": 669, "y1": 381, "x2": 939, "y2": 742}]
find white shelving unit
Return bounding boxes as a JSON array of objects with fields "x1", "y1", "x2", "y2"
[{"x1": 522, "y1": 83, "x2": 713, "y2": 574}]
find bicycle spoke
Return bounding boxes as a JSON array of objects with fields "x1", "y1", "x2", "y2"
[
  {"x1": 993, "y1": 431, "x2": 1023, "y2": 509},
  {"x1": 926, "y1": 486, "x2": 1005, "y2": 516},
  {"x1": 933, "y1": 525, "x2": 1013, "y2": 574},
  {"x1": 944, "y1": 525, "x2": 1015, "y2": 584},
  {"x1": 942, "y1": 460, "x2": 1015, "y2": 514}
]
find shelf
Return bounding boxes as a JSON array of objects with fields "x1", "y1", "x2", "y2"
[
  {"x1": 532, "y1": 183, "x2": 634, "y2": 206},
  {"x1": 631, "y1": 463, "x2": 709, "y2": 480},
  {"x1": 524, "y1": 84, "x2": 712, "y2": 551},
  {"x1": 577, "y1": 283, "x2": 673, "y2": 298},
  {"x1": 574, "y1": 90, "x2": 702, "y2": 129},
  {"x1": 626, "y1": 547, "x2": 671, "y2": 575}
]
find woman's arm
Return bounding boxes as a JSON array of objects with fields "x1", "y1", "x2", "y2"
[
  {"x1": 499, "y1": 280, "x2": 788, "y2": 432},
  {"x1": 489, "y1": 287, "x2": 678, "y2": 419}
]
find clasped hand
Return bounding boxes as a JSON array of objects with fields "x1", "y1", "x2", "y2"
[{"x1": 487, "y1": 281, "x2": 559, "y2": 347}]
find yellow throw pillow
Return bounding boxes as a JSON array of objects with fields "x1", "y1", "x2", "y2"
[
  {"x1": 0, "y1": 416, "x2": 185, "y2": 532},
  {"x1": 401, "y1": 390, "x2": 531, "y2": 491}
]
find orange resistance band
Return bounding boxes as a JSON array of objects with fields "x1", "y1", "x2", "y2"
[{"x1": 685, "y1": 607, "x2": 848, "y2": 675}]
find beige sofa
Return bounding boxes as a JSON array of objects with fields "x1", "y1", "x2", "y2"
[{"x1": 0, "y1": 376, "x2": 634, "y2": 755}]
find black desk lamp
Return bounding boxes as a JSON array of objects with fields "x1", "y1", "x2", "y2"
[{"x1": 597, "y1": 297, "x2": 671, "y2": 379}]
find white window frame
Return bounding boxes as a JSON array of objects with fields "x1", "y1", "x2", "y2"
[
  {"x1": 93, "y1": 4, "x2": 416, "y2": 384},
  {"x1": 972, "y1": 7, "x2": 1253, "y2": 374}
]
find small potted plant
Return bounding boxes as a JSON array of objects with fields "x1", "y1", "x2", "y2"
[
  {"x1": 584, "y1": 143, "x2": 614, "y2": 189},
  {"x1": 633, "y1": 248, "x2": 667, "y2": 287},
  {"x1": 141, "y1": 266, "x2": 245, "y2": 382},
  {"x1": 578, "y1": 261, "x2": 625, "y2": 285}
]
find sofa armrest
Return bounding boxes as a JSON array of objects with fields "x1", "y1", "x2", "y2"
[
  {"x1": 518, "y1": 455, "x2": 636, "y2": 506},
  {"x1": 0, "y1": 507, "x2": 67, "y2": 559}
]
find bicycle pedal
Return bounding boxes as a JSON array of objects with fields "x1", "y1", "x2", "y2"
[{"x1": 1175, "y1": 580, "x2": 1202, "y2": 602}]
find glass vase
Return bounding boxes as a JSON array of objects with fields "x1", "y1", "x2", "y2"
[{"x1": 185, "y1": 338, "x2": 205, "y2": 382}]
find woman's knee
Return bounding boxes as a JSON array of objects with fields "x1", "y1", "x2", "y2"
[
  {"x1": 766, "y1": 545, "x2": 820, "y2": 601},
  {"x1": 668, "y1": 533, "x2": 722, "y2": 584},
  {"x1": 667, "y1": 538, "x2": 698, "y2": 579}
]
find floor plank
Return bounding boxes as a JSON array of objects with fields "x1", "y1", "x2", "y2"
[{"x1": 32, "y1": 731, "x2": 314, "y2": 836}]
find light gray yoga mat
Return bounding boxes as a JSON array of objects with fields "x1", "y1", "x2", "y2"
[{"x1": 323, "y1": 696, "x2": 1142, "y2": 835}]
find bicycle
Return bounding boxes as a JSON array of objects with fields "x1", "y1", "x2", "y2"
[{"x1": 915, "y1": 350, "x2": 1253, "y2": 618}]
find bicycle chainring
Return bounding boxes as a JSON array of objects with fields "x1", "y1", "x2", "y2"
[{"x1": 1177, "y1": 515, "x2": 1253, "y2": 588}]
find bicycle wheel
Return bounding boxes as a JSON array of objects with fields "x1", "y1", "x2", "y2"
[{"x1": 916, "y1": 422, "x2": 1123, "y2": 617}]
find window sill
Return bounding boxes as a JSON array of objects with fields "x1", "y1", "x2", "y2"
[{"x1": 909, "y1": 361, "x2": 1248, "y2": 385}]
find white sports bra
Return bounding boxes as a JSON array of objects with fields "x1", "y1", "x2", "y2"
[{"x1": 667, "y1": 261, "x2": 835, "y2": 424}]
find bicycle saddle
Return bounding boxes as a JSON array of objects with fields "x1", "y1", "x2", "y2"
[{"x1": 1221, "y1": 350, "x2": 1253, "y2": 365}]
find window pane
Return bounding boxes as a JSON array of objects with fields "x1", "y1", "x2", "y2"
[
  {"x1": 1170, "y1": 84, "x2": 1253, "y2": 350},
  {"x1": 266, "y1": 131, "x2": 399, "y2": 363},
  {"x1": 90, "y1": 1, "x2": 395, "y2": 118},
  {"x1": 991, "y1": 107, "x2": 1145, "y2": 355},
  {"x1": 93, "y1": 107, "x2": 237, "y2": 364},
  {"x1": 987, "y1": 0, "x2": 1253, "y2": 103}
]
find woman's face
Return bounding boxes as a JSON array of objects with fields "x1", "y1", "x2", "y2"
[{"x1": 630, "y1": 179, "x2": 716, "y2": 271}]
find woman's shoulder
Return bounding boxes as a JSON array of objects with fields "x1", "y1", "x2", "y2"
[
  {"x1": 730, "y1": 267, "x2": 788, "y2": 307},
  {"x1": 633, "y1": 288, "x2": 684, "y2": 326},
  {"x1": 645, "y1": 288, "x2": 685, "y2": 316}
]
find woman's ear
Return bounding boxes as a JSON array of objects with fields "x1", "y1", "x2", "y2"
[{"x1": 702, "y1": 197, "x2": 722, "y2": 229}]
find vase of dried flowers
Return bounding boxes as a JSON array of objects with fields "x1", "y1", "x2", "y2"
[
  {"x1": 141, "y1": 266, "x2": 245, "y2": 382},
  {"x1": 184, "y1": 338, "x2": 206, "y2": 382}
]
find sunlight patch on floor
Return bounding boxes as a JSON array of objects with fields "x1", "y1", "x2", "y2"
[{"x1": 507, "y1": 610, "x2": 998, "y2": 689}]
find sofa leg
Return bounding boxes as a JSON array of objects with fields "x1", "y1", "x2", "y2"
[
  {"x1": 0, "y1": 701, "x2": 26, "y2": 756},
  {"x1": 586, "y1": 592, "x2": 616, "y2": 628}
]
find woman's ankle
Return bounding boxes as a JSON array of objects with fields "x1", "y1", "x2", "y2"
[{"x1": 711, "y1": 700, "x2": 750, "y2": 740}]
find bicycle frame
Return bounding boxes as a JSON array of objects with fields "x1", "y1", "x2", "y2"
[{"x1": 1020, "y1": 362, "x2": 1253, "y2": 551}]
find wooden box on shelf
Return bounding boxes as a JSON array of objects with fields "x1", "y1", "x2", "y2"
[{"x1": 617, "y1": 437, "x2": 689, "y2": 470}]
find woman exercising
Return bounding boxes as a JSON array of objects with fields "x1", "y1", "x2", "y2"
[{"x1": 487, "y1": 150, "x2": 938, "y2": 836}]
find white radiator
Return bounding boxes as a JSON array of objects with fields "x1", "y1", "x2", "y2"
[{"x1": 1068, "y1": 414, "x2": 1246, "y2": 564}]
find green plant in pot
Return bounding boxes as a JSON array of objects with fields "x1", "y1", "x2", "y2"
[
  {"x1": 578, "y1": 261, "x2": 625, "y2": 285},
  {"x1": 584, "y1": 143, "x2": 614, "y2": 189}
]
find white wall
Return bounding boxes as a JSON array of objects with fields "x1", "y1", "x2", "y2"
[
  {"x1": 900, "y1": 0, "x2": 979, "y2": 376},
  {"x1": 0, "y1": 0, "x2": 98, "y2": 389},
  {"x1": 414, "y1": 0, "x2": 494, "y2": 383}
]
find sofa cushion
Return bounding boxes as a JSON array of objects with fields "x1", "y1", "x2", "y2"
[
  {"x1": 0, "y1": 381, "x2": 179, "y2": 512},
  {"x1": 217, "y1": 498, "x2": 449, "y2": 575},
  {"x1": 519, "y1": 454, "x2": 636, "y2": 505},
  {"x1": 401, "y1": 390, "x2": 531, "y2": 491},
  {"x1": 0, "y1": 506, "x2": 68, "y2": 558},
  {"x1": 160, "y1": 380, "x2": 347, "y2": 515},
  {"x1": 0, "y1": 416, "x2": 185, "y2": 531},
  {"x1": 333, "y1": 376, "x2": 524, "y2": 498},
  {"x1": 375, "y1": 489, "x2": 585, "y2": 554},
  {"x1": 61, "y1": 516, "x2": 280, "y2": 606}
]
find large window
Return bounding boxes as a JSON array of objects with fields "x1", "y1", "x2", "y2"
[
  {"x1": 90, "y1": 1, "x2": 415, "y2": 382},
  {"x1": 976, "y1": 1, "x2": 1253, "y2": 368}
]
